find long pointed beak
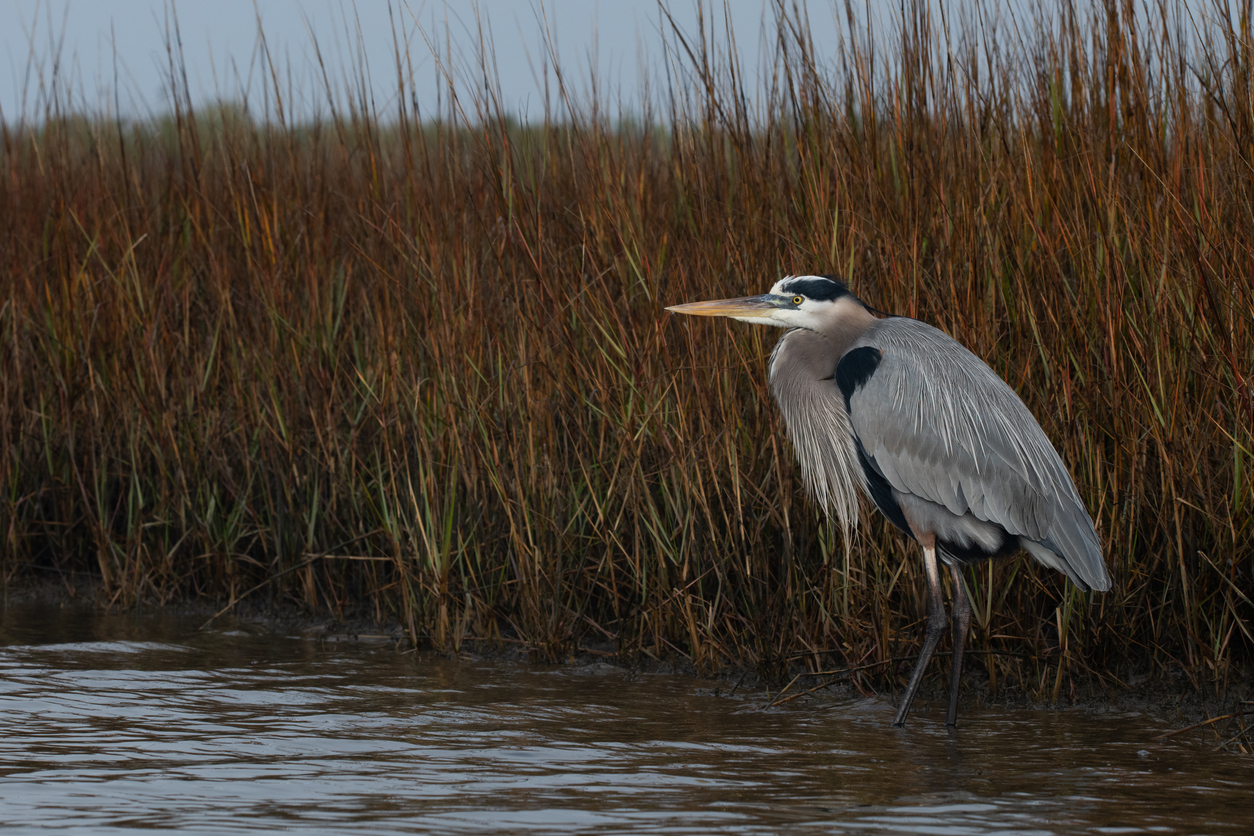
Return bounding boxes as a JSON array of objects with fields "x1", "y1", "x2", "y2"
[{"x1": 665, "y1": 295, "x2": 778, "y2": 318}]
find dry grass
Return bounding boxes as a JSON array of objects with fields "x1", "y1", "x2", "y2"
[{"x1": 0, "y1": 1, "x2": 1251, "y2": 699}]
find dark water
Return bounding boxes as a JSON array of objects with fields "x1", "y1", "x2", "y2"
[{"x1": 0, "y1": 602, "x2": 1250, "y2": 834}]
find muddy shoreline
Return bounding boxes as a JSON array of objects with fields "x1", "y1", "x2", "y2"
[{"x1": 3, "y1": 577, "x2": 1249, "y2": 746}]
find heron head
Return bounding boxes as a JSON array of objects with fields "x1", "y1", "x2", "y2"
[{"x1": 665, "y1": 275, "x2": 856, "y2": 330}]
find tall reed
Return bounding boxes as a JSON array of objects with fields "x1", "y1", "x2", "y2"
[{"x1": 0, "y1": 1, "x2": 1250, "y2": 697}]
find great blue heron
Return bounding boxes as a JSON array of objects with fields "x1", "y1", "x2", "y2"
[{"x1": 666, "y1": 275, "x2": 1111, "y2": 727}]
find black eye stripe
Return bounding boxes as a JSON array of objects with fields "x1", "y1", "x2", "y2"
[{"x1": 779, "y1": 277, "x2": 849, "y2": 301}]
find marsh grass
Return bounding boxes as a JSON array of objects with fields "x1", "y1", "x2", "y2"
[{"x1": 1, "y1": 1, "x2": 1251, "y2": 699}]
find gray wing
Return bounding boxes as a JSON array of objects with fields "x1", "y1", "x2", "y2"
[{"x1": 845, "y1": 317, "x2": 1110, "y2": 592}]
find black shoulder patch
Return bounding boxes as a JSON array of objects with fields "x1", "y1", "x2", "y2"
[
  {"x1": 780, "y1": 276, "x2": 849, "y2": 301},
  {"x1": 834, "y1": 346, "x2": 882, "y2": 411}
]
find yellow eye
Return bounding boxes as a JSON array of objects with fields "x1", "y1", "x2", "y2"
[{"x1": 792, "y1": 296, "x2": 804, "y2": 305}]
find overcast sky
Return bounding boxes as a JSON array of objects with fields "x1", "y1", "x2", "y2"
[
  {"x1": 1, "y1": 1, "x2": 869, "y2": 123},
  {"x1": 7, "y1": 1, "x2": 1211, "y2": 125}
]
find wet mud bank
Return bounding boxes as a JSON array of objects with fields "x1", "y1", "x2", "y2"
[{"x1": 4, "y1": 578, "x2": 1249, "y2": 750}]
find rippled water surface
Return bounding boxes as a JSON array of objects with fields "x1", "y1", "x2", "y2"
[{"x1": 1, "y1": 601, "x2": 1251, "y2": 834}]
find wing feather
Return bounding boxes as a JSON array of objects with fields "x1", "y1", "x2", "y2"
[{"x1": 845, "y1": 317, "x2": 1110, "y2": 591}]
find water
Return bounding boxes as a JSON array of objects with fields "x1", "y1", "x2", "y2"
[{"x1": 0, "y1": 602, "x2": 1250, "y2": 834}]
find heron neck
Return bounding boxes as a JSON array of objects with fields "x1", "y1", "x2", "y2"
[
  {"x1": 816, "y1": 296, "x2": 879, "y2": 355},
  {"x1": 770, "y1": 299, "x2": 878, "y2": 381}
]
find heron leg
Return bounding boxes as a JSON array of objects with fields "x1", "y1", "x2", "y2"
[
  {"x1": 892, "y1": 544, "x2": 947, "y2": 727},
  {"x1": 945, "y1": 562, "x2": 972, "y2": 727}
]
